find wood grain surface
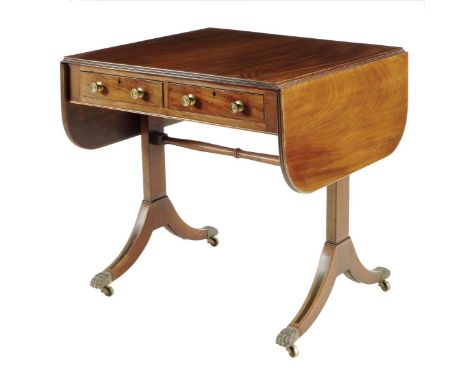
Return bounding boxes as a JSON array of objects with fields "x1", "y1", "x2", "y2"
[
  {"x1": 80, "y1": 71, "x2": 163, "y2": 109},
  {"x1": 279, "y1": 52, "x2": 408, "y2": 193},
  {"x1": 64, "y1": 28, "x2": 403, "y2": 89},
  {"x1": 61, "y1": 63, "x2": 141, "y2": 149},
  {"x1": 167, "y1": 83, "x2": 264, "y2": 123},
  {"x1": 62, "y1": 29, "x2": 407, "y2": 193},
  {"x1": 64, "y1": 63, "x2": 277, "y2": 134}
]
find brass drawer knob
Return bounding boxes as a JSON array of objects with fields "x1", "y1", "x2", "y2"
[
  {"x1": 90, "y1": 81, "x2": 104, "y2": 93},
  {"x1": 130, "y1": 87, "x2": 145, "y2": 100},
  {"x1": 229, "y1": 100, "x2": 245, "y2": 113},
  {"x1": 181, "y1": 94, "x2": 196, "y2": 107}
]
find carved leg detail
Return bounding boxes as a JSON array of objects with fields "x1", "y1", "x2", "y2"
[
  {"x1": 90, "y1": 201, "x2": 157, "y2": 295},
  {"x1": 345, "y1": 240, "x2": 391, "y2": 284},
  {"x1": 276, "y1": 241, "x2": 348, "y2": 353},
  {"x1": 90, "y1": 197, "x2": 218, "y2": 296},
  {"x1": 276, "y1": 238, "x2": 391, "y2": 356},
  {"x1": 163, "y1": 198, "x2": 218, "y2": 243},
  {"x1": 277, "y1": 177, "x2": 391, "y2": 357},
  {"x1": 90, "y1": 118, "x2": 219, "y2": 297}
]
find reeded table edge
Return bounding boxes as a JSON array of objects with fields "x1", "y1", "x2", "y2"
[{"x1": 62, "y1": 48, "x2": 404, "y2": 90}]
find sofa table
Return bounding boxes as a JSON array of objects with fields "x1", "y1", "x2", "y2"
[{"x1": 60, "y1": 28, "x2": 408, "y2": 357}]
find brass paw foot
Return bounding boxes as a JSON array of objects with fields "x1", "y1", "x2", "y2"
[
  {"x1": 91, "y1": 272, "x2": 114, "y2": 297},
  {"x1": 276, "y1": 326, "x2": 300, "y2": 357},
  {"x1": 203, "y1": 226, "x2": 219, "y2": 247},
  {"x1": 90, "y1": 271, "x2": 112, "y2": 289},
  {"x1": 374, "y1": 266, "x2": 391, "y2": 280},
  {"x1": 374, "y1": 267, "x2": 391, "y2": 291}
]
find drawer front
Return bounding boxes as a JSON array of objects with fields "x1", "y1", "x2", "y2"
[
  {"x1": 168, "y1": 83, "x2": 264, "y2": 123},
  {"x1": 80, "y1": 71, "x2": 163, "y2": 110}
]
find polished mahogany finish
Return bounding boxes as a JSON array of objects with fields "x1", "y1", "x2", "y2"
[
  {"x1": 167, "y1": 83, "x2": 264, "y2": 123},
  {"x1": 62, "y1": 28, "x2": 406, "y2": 190},
  {"x1": 65, "y1": 28, "x2": 402, "y2": 89},
  {"x1": 60, "y1": 28, "x2": 407, "y2": 356},
  {"x1": 61, "y1": 64, "x2": 141, "y2": 150},
  {"x1": 161, "y1": 135, "x2": 280, "y2": 166},
  {"x1": 80, "y1": 71, "x2": 163, "y2": 110},
  {"x1": 65, "y1": 64, "x2": 276, "y2": 134},
  {"x1": 280, "y1": 53, "x2": 408, "y2": 192}
]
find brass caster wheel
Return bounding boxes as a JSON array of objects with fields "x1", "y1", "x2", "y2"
[
  {"x1": 286, "y1": 345, "x2": 299, "y2": 358},
  {"x1": 378, "y1": 280, "x2": 391, "y2": 292},
  {"x1": 101, "y1": 286, "x2": 114, "y2": 297},
  {"x1": 207, "y1": 237, "x2": 219, "y2": 247}
]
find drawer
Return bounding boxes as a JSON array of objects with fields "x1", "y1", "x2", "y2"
[
  {"x1": 168, "y1": 83, "x2": 264, "y2": 123},
  {"x1": 79, "y1": 71, "x2": 163, "y2": 110}
]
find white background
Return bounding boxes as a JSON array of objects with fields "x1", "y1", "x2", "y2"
[{"x1": 1, "y1": 1, "x2": 467, "y2": 381}]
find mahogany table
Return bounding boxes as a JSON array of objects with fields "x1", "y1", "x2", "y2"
[{"x1": 60, "y1": 28, "x2": 408, "y2": 357}]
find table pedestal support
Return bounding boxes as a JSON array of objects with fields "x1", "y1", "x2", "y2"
[
  {"x1": 276, "y1": 176, "x2": 391, "y2": 357},
  {"x1": 89, "y1": 117, "x2": 218, "y2": 296}
]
